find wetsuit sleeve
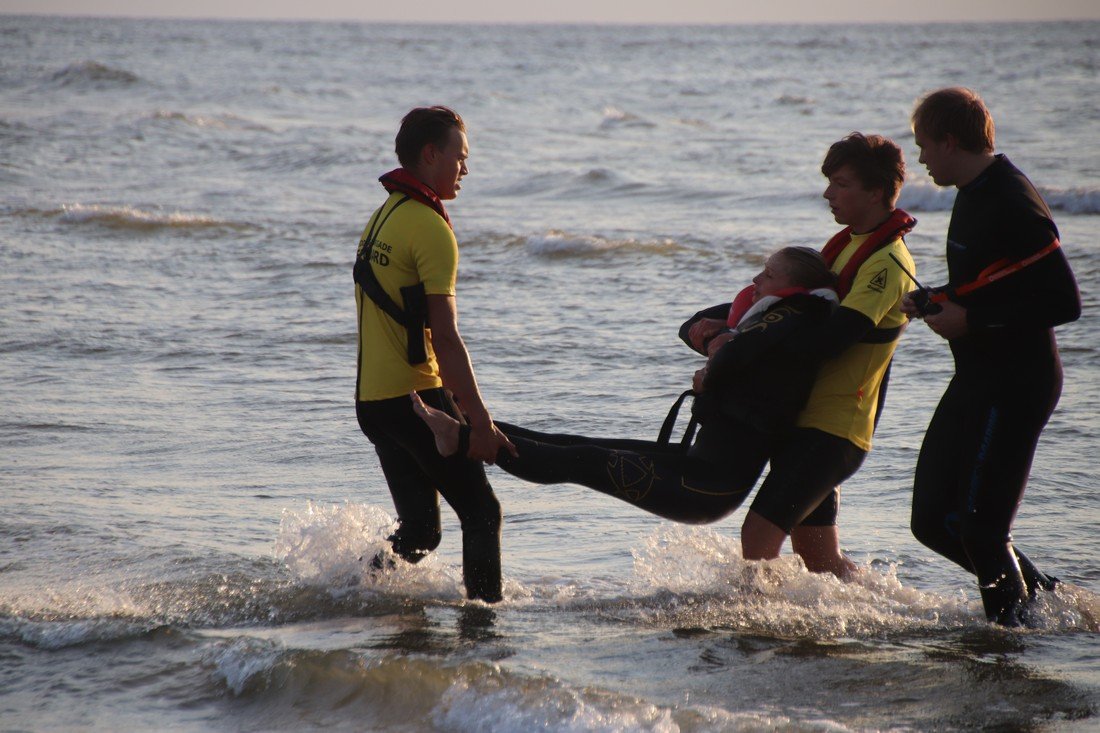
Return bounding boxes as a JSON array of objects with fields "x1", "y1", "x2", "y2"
[
  {"x1": 678, "y1": 303, "x2": 732, "y2": 352},
  {"x1": 796, "y1": 306, "x2": 876, "y2": 362},
  {"x1": 963, "y1": 225, "x2": 1081, "y2": 333},
  {"x1": 958, "y1": 173, "x2": 1081, "y2": 332}
]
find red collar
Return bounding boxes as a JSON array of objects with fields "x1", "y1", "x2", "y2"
[
  {"x1": 821, "y1": 209, "x2": 916, "y2": 299},
  {"x1": 379, "y1": 168, "x2": 451, "y2": 229}
]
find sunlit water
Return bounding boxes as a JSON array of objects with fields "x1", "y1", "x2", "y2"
[{"x1": 2, "y1": 16, "x2": 1098, "y2": 731}]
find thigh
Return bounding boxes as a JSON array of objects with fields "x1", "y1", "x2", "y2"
[
  {"x1": 361, "y1": 391, "x2": 499, "y2": 524},
  {"x1": 358, "y1": 400, "x2": 441, "y2": 526},
  {"x1": 964, "y1": 396, "x2": 1051, "y2": 533},
  {"x1": 749, "y1": 429, "x2": 865, "y2": 533},
  {"x1": 912, "y1": 377, "x2": 974, "y2": 522},
  {"x1": 497, "y1": 421, "x2": 679, "y2": 454}
]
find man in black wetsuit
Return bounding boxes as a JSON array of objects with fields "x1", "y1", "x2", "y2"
[{"x1": 904, "y1": 87, "x2": 1081, "y2": 626}]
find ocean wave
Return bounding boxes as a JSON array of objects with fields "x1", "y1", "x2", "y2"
[
  {"x1": 53, "y1": 203, "x2": 245, "y2": 232},
  {"x1": 201, "y1": 637, "x2": 816, "y2": 732},
  {"x1": 0, "y1": 615, "x2": 169, "y2": 651},
  {"x1": 45, "y1": 60, "x2": 141, "y2": 88},
  {"x1": 776, "y1": 93, "x2": 815, "y2": 106},
  {"x1": 1044, "y1": 185, "x2": 1100, "y2": 215},
  {"x1": 599, "y1": 106, "x2": 656, "y2": 130},
  {"x1": 896, "y1": 179, "x2": 959, "y2": 212},
  {"x1": 898, "y1": 179, "x2": 1100, "y2": 215},
  {"x1": 149, "y1": 109, "x2": 273, "y2": 132},
  {"x1": 519, "y1": 230, "x2": 685, "y2": 258}
]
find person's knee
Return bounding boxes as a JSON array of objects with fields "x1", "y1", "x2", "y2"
[
  {"x1": 461, "y1": 494, "x2": 502, "y2": 536},
  {"x1": 957, "y1": 514, "x2": 1010, "y2": 557},
  {"x1": 910, "y1": 505, "x2": 953, "y2": 552},
  {"x1": 741, "y1": 510, "x2": 786, "y2": 561}
]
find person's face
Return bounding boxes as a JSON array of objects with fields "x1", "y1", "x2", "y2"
[
  {"x1": 822, "y1": 163, "x2": 879, "y2": 228},
  {"x1": 913, "y1": 126, "x2": 955, "y2": 187},
  {"x1": 751, "y1": 253, "x2": 798, "y2": 302},
  {"x1": 424, "y1": 126, "x2": 469, "y2": 200}
]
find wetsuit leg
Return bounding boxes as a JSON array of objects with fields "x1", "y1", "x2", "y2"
[
  {"x1": 357, "y1": 390, "x2": 503, "y2": 602},
  {"x1": 496, "y1": 421, "x2": 679, "y2": 453},
  {"x1": 748, "y1": 428, "x2": 866, "y2": 534},
  {"x1": 494, "y1": 421, "x2": 771, "y2": 525},
  {"x1": 911, "y1": 374, "x2": 1061, "y2": 624}
]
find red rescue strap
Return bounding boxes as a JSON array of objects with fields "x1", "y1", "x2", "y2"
[{"x1": 929, "y1": 239, "x2": 1062, "y2": 303}]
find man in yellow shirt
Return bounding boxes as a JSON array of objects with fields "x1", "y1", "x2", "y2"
[
  {"x1": 740, "y1": 133, "x2": 916, "y2": 577},
  {"x1": 354, "y1": 106, "x2": 514, "y2": 603}
]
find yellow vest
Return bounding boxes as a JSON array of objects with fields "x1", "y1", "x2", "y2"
[
  {"x1": 355, "y1": 193, "x2": 457, "y2": 401},
  {"x1": 795, "y1": 235, "x2": 914, "y2": 450}
]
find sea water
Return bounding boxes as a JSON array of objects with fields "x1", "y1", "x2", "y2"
[{"x1": 1, "y1": 16, "x2": 1098, "y2": 731}]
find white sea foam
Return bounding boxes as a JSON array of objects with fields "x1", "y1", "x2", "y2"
[
  {"x1": 523, "y1": 230, "x2": 682, "y2": 257},
  {"x1": 274, "y1": 501, "x2": 465, "y2": 601},
  {"x1": 627, "y1": 525, "x2": 977, "y2": 636},
  {"x1": 898, "y1": 178, "x2": 1100, "y2": 215},
  {"x1": 58, "y1": 203, "x2": 232, "y2": 230},
  {"x1": 896, "y1": 178, "x2": 959, "y2": 212}
]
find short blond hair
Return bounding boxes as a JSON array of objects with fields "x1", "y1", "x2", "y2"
[{"x1": 911, "y1": 87, "x2": 995, "y2": 154}]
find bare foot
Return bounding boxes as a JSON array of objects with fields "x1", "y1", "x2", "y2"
[{"x1": 410, "y1": 392, "x2": 461, "y2": 457}]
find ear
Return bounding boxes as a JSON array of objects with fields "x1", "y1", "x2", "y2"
[
  {"x1": 942, "y1": 133, "x2": 961, "y2": 153},
  {"x1": 420, "y1": 142, "x2": 439, "y2": 168}
]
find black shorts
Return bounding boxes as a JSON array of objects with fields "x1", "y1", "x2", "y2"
[{"x1": 748, "y1": 427, "x2": 866, "y2": 533}]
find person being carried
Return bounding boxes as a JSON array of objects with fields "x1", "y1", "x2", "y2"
[
  {"x1": 353, "y1": 106, "x2": 515, "y2": 604},
  {"x1": 904, "y1": 87, "x2": 1081, "y2": 626},
  {"x1": 413, "y1": 246, "x2": 838, "y2": 525},
  {"x1": 691, "y1": 133, "x2": 916, "y2": 578}
]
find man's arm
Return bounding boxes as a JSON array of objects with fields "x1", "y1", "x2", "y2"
[
  {"x1": 427, "y1": 294, "x2": 515, "y2": 463},
  {"x1": 678, "y1": 303, "x2": 732, "y2": 354}
]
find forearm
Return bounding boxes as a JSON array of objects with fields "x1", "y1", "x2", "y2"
[{"x1": 432, "y1": 331, "x2": 491, "y2": 426}]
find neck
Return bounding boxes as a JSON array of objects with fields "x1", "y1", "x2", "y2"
[
  {"x1": 850, "y1": 207, "x2": 894, "y2": 236},
  {"x1": 954, "y1": 151, "x2": 997, "y2": 188}
]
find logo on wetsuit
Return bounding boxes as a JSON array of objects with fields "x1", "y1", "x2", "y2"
[{"x1": 740, "y1": 304, "x2": 801, "y2": 334}]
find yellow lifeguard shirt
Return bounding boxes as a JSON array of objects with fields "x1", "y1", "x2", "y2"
[
  {"x1": 795, "y1": 234, "x2": 914, "y2": 451},
  {"x1": 355, "y1": 192, "x2": 457, "y2": 401}
]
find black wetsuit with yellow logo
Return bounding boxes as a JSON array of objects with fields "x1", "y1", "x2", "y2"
[
  {"x1": 491, "y1": 292, "x2": 833, "y2": 524},
  {"x1": 910, "y1": 155, "x2": 1081, "y2": 625}
]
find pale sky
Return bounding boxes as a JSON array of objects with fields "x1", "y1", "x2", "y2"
[{"x1": 3, "y1": 0, "x2": 1099, "y2": 24}]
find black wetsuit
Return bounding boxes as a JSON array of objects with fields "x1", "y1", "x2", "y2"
[
  {"x1": 910, "y1": 155, "x2": 1081, "y2": 625},
  {"x1": 357, "y1": 389, "x2": 502, "y2": 602},
  {"x1": 491, "y1": 293, "x2": 834, "y2": 523}
]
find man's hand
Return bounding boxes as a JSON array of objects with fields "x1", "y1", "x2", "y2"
[
  {"x1": 692, "y1": 366, "x2": 707, "y2": 393},
  {"x1": 705, "y1": 331, "x2": 735, "y2": 356},
  {"x1": 900, "y1": 290, "x2": 923, "y2": 319},
  {"x1": 467, "y1": 423, "x2": 517, "y2": 464},
  {"x1": 687, "y1": 318, "x2": 727, "y2": 353},
  {"x1": 924, "y1": 300, "x2": 969, "y2": 340}
]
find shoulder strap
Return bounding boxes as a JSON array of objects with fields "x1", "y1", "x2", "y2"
[{"x1": 657, "y1": 389, "x2": 698, "y2": 448}]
